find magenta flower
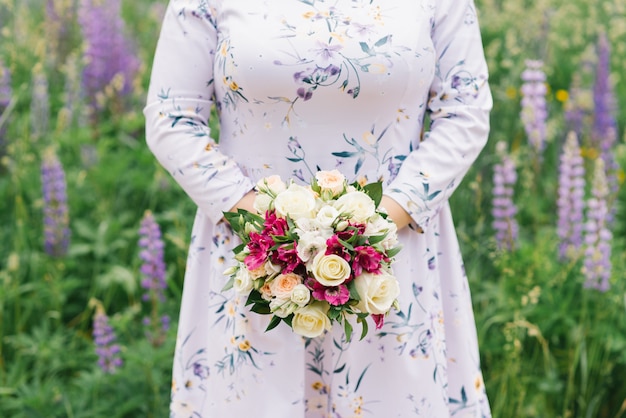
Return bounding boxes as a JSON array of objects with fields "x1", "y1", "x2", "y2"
[
  {"x1": 310, "y1": 280, "x2": 350, "y2": 306},
  {"x1": 322, "y1": 285, "x2": 350, "y2": 306},
  {"x1": 352, "y1": 246, "x2": 383, "y2": 276},
  {"x1": 372, "y1": 314, "x2": 385, "y2": 330},
  {"x1": 263, "y1": 211, "x2": 288, "y2": 236},
  {"x1": 325, "y1": 235, "x2": 351, "y2": 261},
  {"x1": 274, "y1": 244, "x2": 301, "y2": 273},
  {"x1": 245, "y1": 232, "x2": 273, "y2": 270}
]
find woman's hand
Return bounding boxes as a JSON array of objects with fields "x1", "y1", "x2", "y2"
[
  {"x1": 227, "y1": 190, "x2": 257, "y2": 214},
  {"x1": 380, "y1": 195, "x2": 411, "y2": 231}
]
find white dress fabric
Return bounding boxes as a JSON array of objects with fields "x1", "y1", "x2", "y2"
[{"x1": 144, "y1": 0, "x2": 493, "y2": 416}]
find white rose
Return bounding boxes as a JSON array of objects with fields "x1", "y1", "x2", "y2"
[
  {"x1": 290, "y1": 284, "x2": 311, "y2": 307},
  {"x1": 354, "y1": 271, "x2": 400, "y2": 315},
  {"x1": 365, "y1": 214, "x2": 399, "y2": 249},
  {"x1": 333, "y1": 191, "x2": 376, "y2": 223},
  {"x1": 292, "y1": 302, "x2": 331, "y2": 338},
  {"x1": 264, "y1": 260, "x2": 281, "y2": 276},
  {"x1": 315, "y1": 205, "x2": 340, "y2": 228},
  {"x1": 253, "y1": 193, "x2": 273, "y2": 214},
  {"x1": 308, "y1": 252, "x2": 351, "y2": 287},
  {"x1": 274, "y1": 183, "x2": 317, "y2": 220},
  {"x1": 232, "y1": 265, "x2": 254, "y2": 294},
  {"x1": 256, "y1": 175, "x2": 287, "y2": 196},
  {"x1": 315, "y1": 170, "x2": 346, "y2": 197},
  {"x1": 270, "y1": 298, "x2": 298, "y2": 318},
  {"x1": 296, "y1": 231, "x2": 327, "y2": 262}
]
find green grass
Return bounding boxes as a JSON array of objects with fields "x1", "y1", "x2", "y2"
[{"x1": 0, "y1": 0, "x2": 625, "y2": 416}]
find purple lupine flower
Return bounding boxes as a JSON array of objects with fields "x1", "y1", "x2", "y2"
[
  {"x1": 30, "y1": 65, "x2": 50, "y2": 140},
  {"x1": 582, "y1": 158, "x2": 612, "y2": 292},
  {"x1": 139, "y1": 211, "x2": 170, "y2": 344},
  {"x1": 139, "y1": 211, "x2": 167, "y2": 302},
  {"x1": 591, "y1": 32, "x2": 619, "y2": 203},
  {"x1": 0, "y1": 60, "x2": 11, "y2": 157},
  {"x1": 41, "y1": 149, "x2": 70, "y2": 257},
  {"x1": 491, "y1": 141, "x2": 518, "y2": 251},
  {"x1": 520, "y1": 60, "x2": 548, "y2": 153},
  {"x1": 557, "y1": 132, "x2": 585, "y2": 259},
  {"x1": 93, "y1": 308, "x2": 123, "y2": 373},
  {"x1": 78, "y1": 0, "x2": 139, "y2": 110}
]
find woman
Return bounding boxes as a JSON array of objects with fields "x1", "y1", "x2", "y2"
[{"x1": 144, "y1": 0, "x2": 492, "y2": 416}]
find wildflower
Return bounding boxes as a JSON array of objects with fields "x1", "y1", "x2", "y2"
[
  {"x1": 138, "y1": 211, "x2": 167, "y2": 303},
  {"x1": 557, "y1": 132, "x2": 585, "y2": 259},
  {"x1": 491, "y1": 141, "x2": 518, "y2": 250},
  {"x1": 93, "y1": 307, "x2": 123, "y2": 373},
  {"x1": 78, "y1": 0, "x2": 139, "y2": 110},
  {"x1": 41, "y1": 148, "x2": 70, "y2": 257},
  {"x1": 138, "y1": 211, "x2": 170, "y2": 344},
  {"x1": 582, "y1": 158, "x2": 612, "y2": 292},
  {"x1": 30, "y1": 64, "x2": 50, "y2": 140},
  {"x1": 591, "y1": 32, "x2": 619, "y2": 203},
  {"x1": 0, "y1": 60, "x2": 11, "y2": 157},
  {"x1": 520, "y1": 60, "x2": 548, "y2": 153}
]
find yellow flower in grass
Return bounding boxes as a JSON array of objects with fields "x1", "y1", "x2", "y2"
[
  {"x1": 505, "y1": 86, "x2": 517, "y2": 100},
  {"x1": 555, "y1": 89, "x2": 569, "y2": 103},
  {"x1": 580, "y1": 146, "x2": 599, "y2": 160}
]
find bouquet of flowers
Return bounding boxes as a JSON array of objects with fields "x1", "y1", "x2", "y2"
[{"x1": 223, "y1": 170, "x2": 402, "y2": 341}]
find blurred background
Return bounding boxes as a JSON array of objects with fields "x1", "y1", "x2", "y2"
[{"x1": 0, "y1": 0, "x2": 625, "y2": 416}]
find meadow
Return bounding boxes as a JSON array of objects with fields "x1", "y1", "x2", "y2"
[{"x1": 0, "y1": 0, "x2": 625, "y2": 417}]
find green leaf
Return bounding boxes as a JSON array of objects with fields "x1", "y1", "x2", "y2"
[
  {"x1": 386, "y1": 246, "x2": 403, "y2": 258},
  {"x1": 250, "y1": 302, "x2": 271, "y2": 315},
  {"x1": 343, "y1": 318, "x2": 353, "y2": 342},
  {"x1": 358, "y1": 316, "x2": 369, "y2": 340},
  {"x1": 363, "y1": 182, "x2": 383, "y2": 207},
  {"x1": 348, "y1": 281, "x2": 361, "y2": 301},
  {"x1": 265, "y1": 315, "x2": 282, "y2": 332}
]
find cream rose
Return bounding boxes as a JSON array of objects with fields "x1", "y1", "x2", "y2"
[
  {"x1": 270, "y1": 273, "x2": 303, "y2": 300},
  {"x1": 273, "y1": 183, "x2": 317, "y2": 220},
  {"x1": 354, "y1": 270, "x2": 400, "y2": 315},
  {"x1": 253, "y1": 193, "x2": 273, "y2": 214},
  {"x1": 290, "y1": 284, "x2": 311, "y2": 307},
  {"x1": 270, "y1": 298, "x2": 298, "y2": 318},
  {"x1": 292, "y1": 302, "x2": 331, "y2": 338},
  {"x1": 333, "y1": 191, "x2": 376, "y2": 223},
  {"x1": 256, "y1": 175, "x2": 287, "y2": 195},
  {"x1": 232, "y1": 265, "x2": 254, "y2": 294},
  {"x1": 315, "y1": 205, "x2": 340, "y2": 228},
  {"x1": 365, "y1": 214, "x2": 399, "y2": 250},
  {"x1": 315, "y1": 170, "x2": 345, "y2": 197},
  {"x1": 308, "y1": 252, "x2": 351, "y2": 286}
]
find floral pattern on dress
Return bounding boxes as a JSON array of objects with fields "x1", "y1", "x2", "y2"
[{"x1": 144, "y1": 0, "x2": 492, "y2": 416}]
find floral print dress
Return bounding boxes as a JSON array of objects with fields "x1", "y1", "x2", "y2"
[{"x1": 144, "y1": 0, "x2": 493, "y2": 416}]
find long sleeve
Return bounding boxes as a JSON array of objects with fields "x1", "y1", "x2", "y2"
[
  {"x1": 143, "y1": 0, "x2": 254, "y2": 224},
  {"x1": 385, "y1": 0, "x2": 492, "y2": 231}
]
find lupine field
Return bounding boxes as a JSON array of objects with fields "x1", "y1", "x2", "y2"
[{"x1": 1, "y1": 0, "x2": 625, "y2": 417}]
